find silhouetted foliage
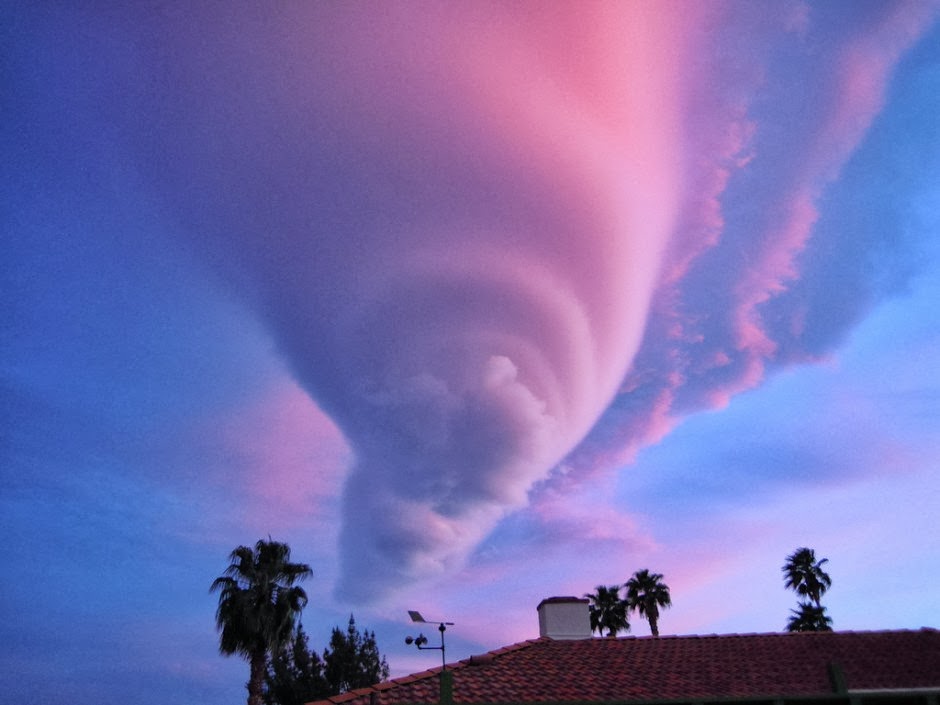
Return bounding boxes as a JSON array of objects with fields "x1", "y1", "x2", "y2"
[
  {"x1": 782, "y1": 547, "x2": 832, "y2": 607},
  {"x1": 211, "y1": 540, "x2": 312, "y2": 705},
  {"x1": 782, "y1": 547, "x2": 833, "y2": 631},
  {"x1": 625, "y1": 569, "x2": 672, "y2": 637},
  {"x1": 264, "y1": 624, "x2": 329, "y2": 705},
  {"x1": 323, "y1": 615, "x2": 390, "y2": 694},
  {"x1": 786, "y1": 602, "x2": 833, "y2": 632},
  {"x1": 262, "y1": 615, "x2": 390, "y2": 705},
  {"x1": 584, "y1": 585, "x2": 630, "y2": 637}
]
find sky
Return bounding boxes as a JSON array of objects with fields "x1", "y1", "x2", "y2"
[{"x1": 2, "y1": 1, "x2": 939, "y2": 704}]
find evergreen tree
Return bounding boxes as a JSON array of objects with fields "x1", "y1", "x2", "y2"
[
  {"x1": 264, "y1": 624, "x2": 329, "y2": 705},
  {"x1": 323, "y1": 615, "x2": 390, "y2": 694}
]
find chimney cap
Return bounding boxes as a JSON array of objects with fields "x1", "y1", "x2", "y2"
[{"x1": 536, "y1": 596, "x2": 589, "y2": 609}]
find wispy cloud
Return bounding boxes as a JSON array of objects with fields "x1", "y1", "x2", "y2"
[{"x1": 560, "y1": 0, "x2": 938, "y2": 486}]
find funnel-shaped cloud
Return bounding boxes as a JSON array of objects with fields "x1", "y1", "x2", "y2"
[
  {"x1": 104, "y1": 3, "x2": 690, "y2": 599},
  {"x1": 81, "y1": 2, "x2": 937, "y2": 600}
]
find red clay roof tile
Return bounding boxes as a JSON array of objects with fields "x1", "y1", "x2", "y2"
[{"x1": 308, "y1": 629, "x2": 940, "y2": 705}]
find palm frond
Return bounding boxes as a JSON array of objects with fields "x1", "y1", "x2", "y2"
[{"x1": 211, "y1": 539, "x2": 313, "y2": 661}]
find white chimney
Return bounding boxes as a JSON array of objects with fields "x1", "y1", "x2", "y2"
[{"x1": 537, "y1": 596, "x2": 592, "y2": 639}]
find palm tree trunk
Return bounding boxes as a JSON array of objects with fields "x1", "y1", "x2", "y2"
[
  {"x1": 247, "y1": 649, "x2": 267, "y2": 705},
  {"x1": 649, "y1": 606, "x2": 659, "y2": 637}
]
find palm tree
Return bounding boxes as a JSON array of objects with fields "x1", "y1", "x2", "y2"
[
  {"x1": 786, "y1": 602, "x2": 833, "y2": 632},
  {"x1": 211, "y1": 539, "x2": 313, "y2": 705},
  {"x1": 782, "y1": 547, "x2": 831, "y2": 607},
  {"x1": 624, "y1": 569, "x2": 672, "y2": 637},
  {"x1": 584, "y1": 585, "x2": 630, "y2": 637}
]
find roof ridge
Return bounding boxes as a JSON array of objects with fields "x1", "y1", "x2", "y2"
[
  {"x1": 455, "y1": 637, "x2": 545, "y2": 668},
  {"x1": 614, "y1": 627, "x2": 937, "y2": 640}
]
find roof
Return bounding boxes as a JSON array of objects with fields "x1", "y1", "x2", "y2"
[{"x1": 310, "y1": 629, "x2": 940, "y2": 705}]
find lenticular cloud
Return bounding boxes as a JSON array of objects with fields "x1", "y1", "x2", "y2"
[
  {"x1": 118, "y1": 3, "x2": 688, "y2": 599},
  {"x1": 120, "y1": 2, "x2": 936, "y2": 600}
]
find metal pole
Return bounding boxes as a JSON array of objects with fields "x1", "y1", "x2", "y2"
[{"x1": 439, "y1": 623, "x2": 446, "y2": 670}]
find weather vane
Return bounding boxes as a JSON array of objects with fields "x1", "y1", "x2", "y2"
[{"x1": 405, "y1": 610, "x2": 454, "y2": 670}]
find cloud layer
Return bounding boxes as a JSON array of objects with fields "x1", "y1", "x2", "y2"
[
  {"x1": 96, "y1": 3, "x2": 697, "y2": 598},
  {"x1": 7, "y1": 1, "x2": 936, "y2": 608},
  {"x1": 100, "y1": 2, "x2": 934, "y2": 600}
]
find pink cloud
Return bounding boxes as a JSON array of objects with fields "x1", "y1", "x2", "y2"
[
  {"x1": 107, "y1": 1, "x2": 939, "y2": 601},
  {"x1": 558, "y1": 2, "x2": 938, "y2": 485},
  {"x1": 130, "y1": 3, "x2": 689, "y2": 597}
]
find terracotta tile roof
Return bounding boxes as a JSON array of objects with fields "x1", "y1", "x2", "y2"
[{"x1": 309, "y1": 629, "x2": 940, "y2": 705}]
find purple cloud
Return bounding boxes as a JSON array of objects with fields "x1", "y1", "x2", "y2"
[{"x1": 10, "y1": 2, "x2": 934, "y2": 606}]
